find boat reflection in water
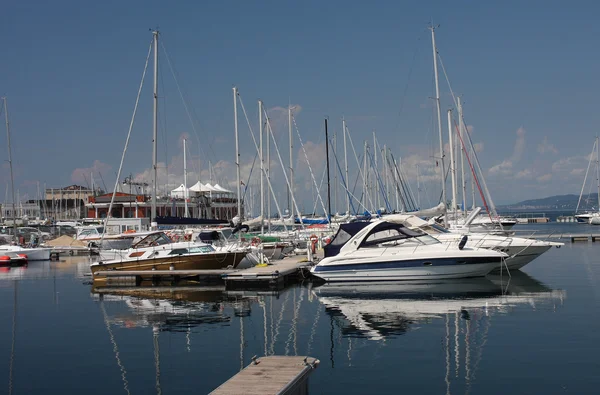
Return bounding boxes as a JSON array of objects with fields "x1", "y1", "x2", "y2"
[
  {"x1": 91, "y1": 284, "x2": 259, "y2": 331},
  {"x1": 312, "y1": 271, "x2": 566, "y2": 341}
]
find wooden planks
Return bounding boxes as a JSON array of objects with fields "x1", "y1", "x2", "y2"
[{"x1": 211, "y1": 356, "x2": 319, "y2": 395}]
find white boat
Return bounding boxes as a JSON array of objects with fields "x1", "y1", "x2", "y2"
[
  {"x1": 574, "y1": 137, "x2": 600, "y2": 224},
  {"x1": 385, "y1": 213, "x2": 562, "y2": 271},
  {"x1": 0, "y1": 245, "x2": 51, "y2": 261},
  {"x1": 310, "y1": 219, "x2": 506, "y2": 282},
  {"x1": 90, "y1": 231, "x2": 247, "y2": 275}
]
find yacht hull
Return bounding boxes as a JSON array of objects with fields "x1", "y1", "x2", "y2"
[
  {"x1": 0, "y1": 246, "x2": 51, "y2": 261},
  {"x1": 91, "y1": 251, "x2": 246, "y2": 274},
  {"x1": 310, "y1": 257, "x2": 501, "y2": 282},
  {"x1": 490, "y1": 245, "x2": 552, "y2": 271}
]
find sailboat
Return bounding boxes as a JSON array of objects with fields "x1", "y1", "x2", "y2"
[
  {"x1": 574, "y1": 137, "x2": 600, "y2": 224},
  {"x1": 1, "y1": 97, "x2": 51, "y2": 261}
]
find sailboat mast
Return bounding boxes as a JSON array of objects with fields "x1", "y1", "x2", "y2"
[
  {"x1": 430, "y1": 25, "x2": 447, "y2": 226},
  {"x1": 151, "y1": 30, "x2": 159, "y2": 226},
  {"x1": 288, "y1": 105, "x2": 294, "y2": 215},
  {"x1": 233, "y1": 87, "x2": 242, "y2": 221},
  {"x1": 343, "y1": 118, "x2": 350, "y2": 214},
  {"x1": 3, "y1": 98, "x2": 17, "y2": 237},
  {"x1": 447, "y1": 109, "x2": 457, "y2": 215},
  {"x1": 183, "y1": 138, "x2": 189, "y2": 217},
  {"x1": 259, "y1": 100, "x2": 264, "y2": 234},
  {"x1": 457, "y1": 98, "x2": 467, "y2": 216},
  {"x1": 325, "y1": 119, "x2": 332, "y2": 221},
  {"x1": 592, "y1": 137, "x2": 600, "y2": 212}
]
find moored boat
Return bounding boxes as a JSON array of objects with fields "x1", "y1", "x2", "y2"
[
  {"x1": 311, "y1": 219, "x2": 506, "y2": 282},
  {"x1": 90, "y1": 231, "x2": 246, "y2": 275}
]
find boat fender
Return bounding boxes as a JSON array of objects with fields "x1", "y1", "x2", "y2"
[{"x1": 458, "y1": 235, "x2": 468, "y2": 250}]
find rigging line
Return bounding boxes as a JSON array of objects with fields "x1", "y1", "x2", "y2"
[
  {"x1": 387, "y1": 154, "x2": 408, "y2": 211},
  {"x1": 159, "y1": 56, "x2": 169, "y2": 194},
  {"x1": 292, "y1": 114, "x2": 329, "y2": 217},
  {"x1": 311, "y1": 166, "x2": 328, "y2": 216},
  {"x1": 389, "y1": 153, "x2": 412, "y2": 211},
  {"x1": 577, "y1": 139, "x2": 597, "y2": 212},
  {"x1": 453, "y1": 119, "x2": 489, "y2": 215},
  {"x1": 238, "y1": 95, "x2": 288, "y2": 229},
  {"x1": 397, "y1": 31, "x2": 424, "y2": 124},
  {"x1": 330, "y1": 137, "x2": 357, "y2": 214},
  {"x1": 101, "y1": 39, "x2": 152, "y2": 246},
  {"x1": 366, "y1": 147, "x2": 392, "y2": 212},
  {"x1": 159, "y1": 40, "x2": 214, "y2": 166},
  {"x1": 241, "y1": 151, "x2": 259, "y2": 200},
  {"x1": 263, "y1": 106, "x2": 306, "y2": 225},
  {"x1": 398, "y1": 158, "x2": 418, "y2": 211},
  {"x1": 398, "y1": 158, "x2": 419, "y2": 210},
  {"x1": 350, "y1": 153, "x2": 364, "y2": 206},
  {"x1": 346, "y1": 126, "x2": 375, "y2": 211}
]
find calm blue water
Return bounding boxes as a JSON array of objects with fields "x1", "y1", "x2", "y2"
[{"x1": 1, "y1": 223, "x2": 600, "y2": 394}]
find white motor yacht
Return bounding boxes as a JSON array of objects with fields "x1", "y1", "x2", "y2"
[
  {"x1": 385, "y1": 214, "x2": 562, "y2": 271},
  {"x1": 310, "y1": 220, "x2": 505, "y2": 282}
]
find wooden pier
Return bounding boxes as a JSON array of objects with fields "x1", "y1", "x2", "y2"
[
  {"x1": 92, "y1": 255, "x2": 313, "y2": 289},
  {"x1": 223, "y1": 256, "x2": 311, "y2": 289},
  {"x1": 211, "y1": 356, "x2": 319, "y2": 395}
]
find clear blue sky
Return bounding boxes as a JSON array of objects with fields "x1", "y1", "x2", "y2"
[{"x1": 1, "y1": 0, "x2": 599, "y2": 212}]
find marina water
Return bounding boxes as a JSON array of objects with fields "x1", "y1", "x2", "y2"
[{"x1": 1, "y1": 222, "x2": 599, "y2": 394}]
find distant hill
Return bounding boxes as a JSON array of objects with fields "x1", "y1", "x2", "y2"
[{"x1": 500, "y1": 194, "x2": 599, "y2": 210}]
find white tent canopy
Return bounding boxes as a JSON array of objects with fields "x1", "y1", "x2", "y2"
[
  {"x1": 213, "y1": 183, "x2": 232, "y2": 193},
  {"x1": 170, "y1": 184, "x2": 191, "y2": 198}
]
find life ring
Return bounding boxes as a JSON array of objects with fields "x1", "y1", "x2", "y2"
[
  {"x1": 251, "y1": 236, "x2": 261, "y2": 246},
  {"x1": 309, "y1": 234, "x2": 318, "y2": 244}
]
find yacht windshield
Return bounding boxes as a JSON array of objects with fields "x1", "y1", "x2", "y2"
[
  {"x1": 359, "y1": 222, "x2": 440, "y2": 248},
  {"x1": 134, "y1": 232, "x2": 172, "y2": 248}
]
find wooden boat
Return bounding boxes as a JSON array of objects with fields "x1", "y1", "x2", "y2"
[{"x1": 90, "y1": 232, "x2": 246, "y2": 275}]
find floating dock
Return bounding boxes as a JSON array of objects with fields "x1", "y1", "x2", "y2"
[
  {"x1": 92, "y1": 254, "x2": 313, "y2": 289},
  {"x1": 211, "y1": 356, "x2": 319, "y2": 395}
]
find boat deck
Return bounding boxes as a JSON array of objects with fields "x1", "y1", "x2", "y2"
[
  {"x1": 92, "y1": 253, "x2": 316, "y2": 289},
  {"x1": 210, "y1": 356, "x2": 319, "y2": 395}
]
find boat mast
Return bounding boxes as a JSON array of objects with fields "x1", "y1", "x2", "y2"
[
  {"x1": 596, "y1": 136, "x2": 600, "y2": 213},
  {"x1": 3, "y1": 97, "x2": 17, "y2": 239},
  {"x1": 429, "y1": 24, "x2": 447, "y2": 226},
  {"x1": 183, "y1": 138, "x2": 189, "y2": 217},
  {"x1": 288, "y1": 104, "x2": 294, "y2": 216},
  {"x1": 266, "y1": 105, "x2": 271, "y2": 232},
  {"x1": 325, "y1": 119, "x2": 332, "y2": 223},
  {"x1": 151, "y1": 30, "x2": 159, "y2": 226},
  {"x1": 343, "y1": 117, "x2": 350, "y2": 214},
  {"x1": 373, "y1": 131, "x2": 379, "y2": 211},
  {"x1": 457, "y1": 98, "x2": 467, "y2": 216},
  {"x1": 259, "y1": 100, "x2": 264, "y2": 234},
  {"x1": 447, "y1": 108, "x2": 457, "y2": 217},
  {"x1": 233, "y1": 87, "x2": 242, "y2": 222}
]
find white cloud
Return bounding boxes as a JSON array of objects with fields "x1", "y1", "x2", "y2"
[
  {"x1": 537, "y1": 136, "x2": 558, "y2": 154},
  {"x1": 71, "y1": 160, "x2": 113, "y2": 186},
  {"x1": 537, "y1": 173, "x2": 552, "y2": 183},
  {"x1": 489, "y1": 159, "x2": 513, "y2": 176},
  {"x1": 515, "y1": 169, "x2": 533, "y2": 179}
]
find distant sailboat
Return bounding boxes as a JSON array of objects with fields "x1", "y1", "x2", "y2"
[{"x1": 574, "y1": 137, "x2": 600, "y2": 224}]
